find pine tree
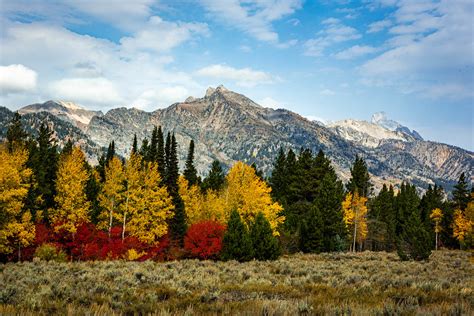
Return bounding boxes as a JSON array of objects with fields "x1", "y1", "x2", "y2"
[
  {"x1": 106, "y1": 141, "x2": 115, "y2": 164},
  {"x1": 131, "y1": 134, "x2": 138, "y2": 155},
  {"x1": 164, "y1": 132, "x2": 171, "y2": 181},
  {"x1": 201, "y1": 160, "x2": 225, "y2": 192},
  {"x1": 251, "y1": 162, "x2": 264, "y2": 180},
  {"x1": 347, "y1": 155, "x2": 372, "y2": 198},
  {"x1": 62, "y1": 139, "x2": 73, "y2": 156},
  {"x1": 221, "y1": 209, "x2": 253, "y2": 262},
  {"x1": 369, "y1": 184, "x2": 396, "y2": 251},
  {"x1": 299, "y1": 206, "x2": 324, "y2": 253},
  {"x1": 269, "y1": 147, "x2": 287, "y2": 204},
  {"x1": 140, "y1": 138, "x2": 149, "y2": 158},
  {"x1": 6, "y1": 112, "x2": 27, "y2": 152},
  {"x1": 0, "y1": 144, "x2": 35, "y2": 260},
  {"x1": 250, "y1": 212, "x2": 281, "y2": 260},
  {"x1": 183, "y1": 140, "x2": 199, "y2": 187},
  {"x1": 147, "y1": 126, "x2": 158, "y2": 162},
  {"x1": 453, "y1": 173, "x2": 470, "y2": 210},
  {"x1": 26, "y1": 123, "x2": 59, "y2": 220},
  {"x1": 157, "y1": 126, "x2": 165, "y2": 177},
  {"x1": 84, "y1": 164, "x2": 102, "y2": 225},
  {"x1": 52, "y1": 147, "x2": 90, "y2": 235},
  {"x1": 397, "y1": 211, "x2": 432, "y2": 261}
]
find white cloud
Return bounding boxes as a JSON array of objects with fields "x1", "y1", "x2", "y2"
[
  {"x1": 321, "y1": 17, "x2": 340, "y2": 25},
  {"x1": 120, "y1": 16, "x2": 209, "y2": 53},
  {"x1": 367, "y1": 20, "x2": 392, "y2": 33},
  {"x1": 0, "y1": 64, "x2": 38, "y2": 93},
  {"x1": 334, "y1": 45, "x2": 380, "y2": 59},
  {"x1": 239, "y1": 45, "x2": 252, "y2": 53},
  {"x1": 259, "y1": 97, "x2": 283, "y2": 109},
  {"x1": 361, "y1": 0, "x2": 474, "y2": 99},
  {"x1": 304, "y1": 115, "x2": 327, "y2": 124},
  {"x1": 198, "y1": 0, "x2": 302, "y2": 44},
  {"x1": 304, "y1": 20, "x2": 361, "y2": 57},
  {"x1": 50, "y1": 78, "x2": 122, "y2": 105},
  {"x1": 196, "y1": 64, "x2": 274, "y2": 87},
  {"x1": 132, "y1": 86, "x2": 189, "y2": 110},
  {"x1": 320, "y1": 89, "x2": 336, "y2": 96}
]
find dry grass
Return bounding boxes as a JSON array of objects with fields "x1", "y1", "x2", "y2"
[{"x1": 1, "y1": 250, "x2": 472, "y2": 315}]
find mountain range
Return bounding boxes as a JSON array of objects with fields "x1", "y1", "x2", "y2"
[{"x1": 1, "y1": 85, "x2": 472, "y2": 192}]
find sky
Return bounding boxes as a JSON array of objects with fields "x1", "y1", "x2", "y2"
[{"x1": 0, "y1": 0, "x2": 472, "y2": 150}]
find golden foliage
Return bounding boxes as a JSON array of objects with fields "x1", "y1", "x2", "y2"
[
  {"x1": 342, "y1": 192, "x2": 368, "y2": 247},
  {"x1": 178, "y1": 176, "x2": 204, "y2": 224},
  {"x1": 98, "y1": 157, "x2": 125, "y2": 231},
  {"x1": 127, "y1": 161, "x2": 174, "y2": 244},
  {"x1": 52, "y1": 147, "x2": 90, "y2": 234},
  {"x1": 453, "y1": 209, "x2": 472, "y2": 242},
  {"x1": 430, "y1": 208, "x2": 443, "y2": 233},
  {"x1": 224, "y1": 161, "x2": 284, "y2": 235},
  {"x1": 0, "y1": 145, "x2": 35, "y2": 255}
]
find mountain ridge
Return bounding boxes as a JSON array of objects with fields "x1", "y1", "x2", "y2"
[{"x1": 1, "y1": 86, "x2": 472, "y2": 192}]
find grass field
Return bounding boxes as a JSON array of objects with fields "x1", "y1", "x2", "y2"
[{"x1": 1, "y1": 250, "x2": 472, "y2": 315}]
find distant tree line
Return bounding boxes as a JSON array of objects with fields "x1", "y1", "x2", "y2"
[{"x1": 0, "y1": 113, "x2": 472, "y2": 263}]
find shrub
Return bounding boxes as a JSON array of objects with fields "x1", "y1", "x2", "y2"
[
  {"x1": 34, "y1": 243, "x2": 67, "y2": 262},
  {"x1": 184, "y1": 221, "x2": 225, "y2": 260}
]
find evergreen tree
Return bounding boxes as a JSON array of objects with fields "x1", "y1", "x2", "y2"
[
  {"x1": 105, "y1": 141, "x2": 115, "y2": 164},
  {"x1": 6, "y1": 112, "x2": 27, "y2": 152},
  {"x1": 84, "y1": 163, "x2": 102, "y2": 225},
  {"x1": 250, "y1": 162, "x2": 264, "y2": 181},
  {"x1": 156, "y1": 126, "x2": 165, "y2": 177},
  {"x1": 61, "y1": 140, "x2": 73, "y2": 157},
  {"x1": 164, "y1": 133, "x2": 171, "y2": 181},
  {"x1": 269, "y1": 147, "x2": 287, "y2": 204},
  {"x1": 453, "y1": 173, "x2": 470, "y2": 210},
  {"x1": 347, "y1": 155, "x2": 372, "y2": 197},
  {"x1": 131, "y1": 134, "x2": 138, "y2": 155},
  {"x1": 26, "y1": 123, "x2": 59, "y2": 220},
  {"x1": 221, "y1": 209, "x2": 253, "y2": 262},
  {"x1": 147, "y1": 126, "x2": 158, "y2": 162},
  {"x1": 201, "y1": 160, "x2": 225, "y2": 192},
  {"x1": 299, "y1": 206, "x2": 324, "y2": 253},
  {"x1": 183, "y1": 140, "x2": 199, "y2": 187},
  {"x1": 140, "y1": 138, "x2": 149, "y2": 158},
  {"x1": 250, "y1": 212, "x2": 281, "y2": 260},
  {"x1": 369, "y1": 184, "x2": 396, "y2": 251},
  {"x1": 397, "y1": 211, "x2": 432, "y2": 261},
  {"x1": 420, "y1": 184, "x2": 445, "y2": 247}
]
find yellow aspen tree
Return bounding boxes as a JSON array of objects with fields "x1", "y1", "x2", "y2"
[
  {"x1": 120, "y1": 153, "x2": 142, "y2": 241},
  {"x1": 224, "y1": 161, "x2": 284, "y2": 235},
  {"x1": 342, "y1": 192, "x2": 368, "y2": 252},
  {"x1": 202, "y1": 190, "x2": 227, "y2": 223},
  {"x1": 0, "y1": 145, "x2": 35, "y2": 260},
  {"x1": 52, "y1": 146, "x2": 90, "y2": 235},
  {"x1": 453, "y1": 209, "x2": 472, "y2": 248},
  {"x1": 127, "y1": 161, "x2": 174, "y2": 244},
  {"x1": 430, "y1": 208, "x2": 443, "y2": 250},
  {"x1": 98, "y1": 157, "x2": 125, "y2": 236},
  {"x1": 178, "y1": 175, "x2": 204, "y2": 224}
]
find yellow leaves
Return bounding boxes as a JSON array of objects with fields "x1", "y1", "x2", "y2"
[
  {"x1": 0, "y1": 144, "x2": 35, "y2": 255},
  {"x1": 453, "y1": 209, "x2": 472, "y2": 242},
  {"x1": 98, "y1": 157, "x2": 125, "y2": 231},
  {"x1": 179, "y1": 176, "x2": 204, "y2": 224},
  {"x1": 127, "y1": 161, "x2": 174, "y2": 244},
  {"x1": 124, "y1": 248, "x2": 146, "y2": 261},
  {"x1": 342, "y1": 192, "x2": 368, "y2": 247},
  {"x1": 224, "y1": 161, "x2": 284, "y2": 235},
  {"x1": 52, "y1": 147, "x2": 90, "y2": 234},
  {"x1": 430, "y1": 208, "x2": 443, "y2": 233}
]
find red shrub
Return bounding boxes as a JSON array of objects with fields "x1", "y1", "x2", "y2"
[{"x1": 184, "y1": 221, "x2": 225, "y2": 260}]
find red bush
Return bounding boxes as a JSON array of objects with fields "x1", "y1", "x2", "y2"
[{"x1": 184, "y1": 221, "x2": 225, "y2": 260}]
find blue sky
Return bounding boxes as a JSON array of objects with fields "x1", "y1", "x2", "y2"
[{"x1": 0, "y1": 0, "x2": 472, "y2": 150}]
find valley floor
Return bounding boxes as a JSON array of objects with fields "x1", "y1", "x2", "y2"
[{"x1": 1, "y1": 251, "x2": 472, "y2": 315}]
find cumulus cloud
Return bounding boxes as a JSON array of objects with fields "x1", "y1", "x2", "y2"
[
  {"x1": 367, "y1": 20, "x2": 392, "y2": 33},
  {"x1": 132, "y1": 86, "x2": 190, "y2": 110},
  {"x1": 361, "y1": 0, "x2": 474, "y2": 99},
  {"x1": 334, "y1": 45, "x2": 380, "y2": 60},
  {"x1": 304, "y1": 20, "x2": 361, "y2": 57},
  {"x1": 0, "y1": 64, "x2": 38, "y2": 94},
  {"x1": 198, "y1": 0, "x2": 302, "y2": 44},
  {"x1": 196, "y1": 64, "x2": 274, "y2": 87},
  {"x1": 50, "y1": 78, "x2": 122, "y2": 105}
]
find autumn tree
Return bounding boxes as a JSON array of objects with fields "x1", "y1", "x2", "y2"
[
  {"x1": 224, "y1": 161, "x2": 284, "y2": 234},
  {"x1": 52, "y1": 147, "x2": 90, "y2": 236},
  {"x1": 0, "y1": 145, "x2": 35, "y2": 260},
  {"x1": 98, "y1": 157, "x2": 125, "y2": 237},
  {"x1": 430, "y1": 208, "x2": 443, "y2": 250},
  {"x1": 342, "y1": 192, "x2": 368, "y2": 252},
  {"x1": 179, "y1": 176, "x2": 203, "y2": 224},
  {"x1": 120, "y1": 153, "x2": 142, "y2": 240},
  {"x1": 127, "y1": 161, "x2": 174, "y2": 244},
  {"x1": 453, "y1": 209, "x2": 472, "y2": 249}
]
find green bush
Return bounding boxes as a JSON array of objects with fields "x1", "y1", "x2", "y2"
[{"x1": 34, "y1": 243, "x2": 68, "y2": 262}]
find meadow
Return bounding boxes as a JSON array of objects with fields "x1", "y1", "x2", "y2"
[{"x1": 1, "y1": 250, "x2": 472, "y2": 315}]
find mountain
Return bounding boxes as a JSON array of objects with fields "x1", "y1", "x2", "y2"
[
  {"x1": 371, "y1": 112, "x2": 423, "y2": 141},
  {"x1": 19, "y1": 100, "x2": 103, "y2": 130},
  {"x1": 1, "y1": 85, "x2": 472, "y2": 192}
]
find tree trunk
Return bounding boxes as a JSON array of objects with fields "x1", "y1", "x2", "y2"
[
  {"x1": 353, "y1": 221, "x2": 357, "y2": 253},
  {"x1": 18, "y1": 243, "x2": 21, "y2": 262},
  {"x1": 435, "y1": 231, "x2": 438, "y2": 250}
]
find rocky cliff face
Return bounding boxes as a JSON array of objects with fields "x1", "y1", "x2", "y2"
[{"x1": 1, "y1": 85, "x2": 472, "y2": 192}]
